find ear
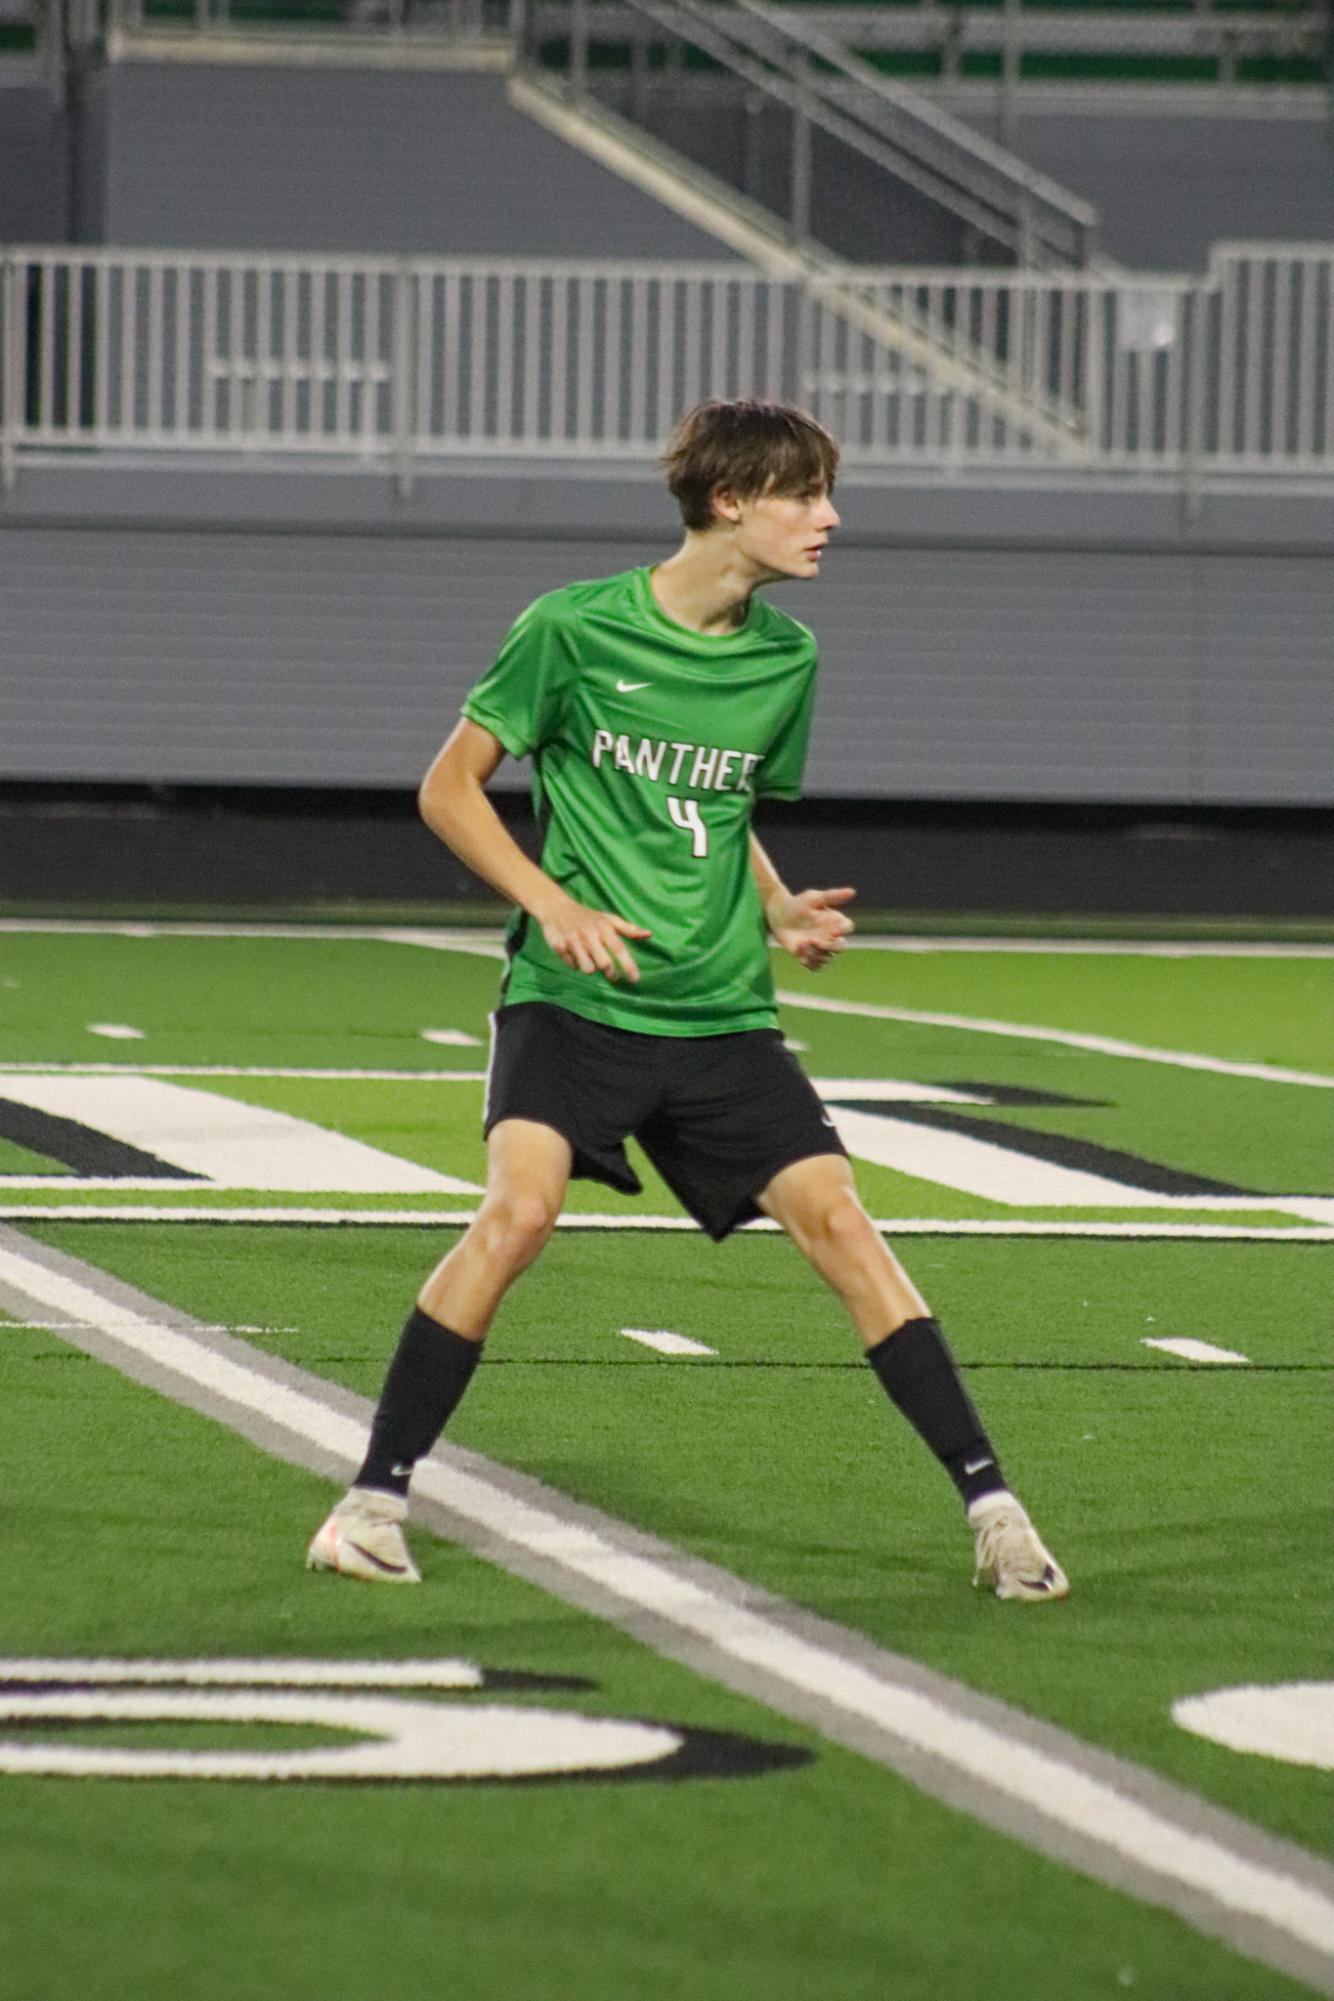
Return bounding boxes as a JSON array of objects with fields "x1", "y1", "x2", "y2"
[{"x1": 709, "y1": 484, "x2": 743, "y2": 526}]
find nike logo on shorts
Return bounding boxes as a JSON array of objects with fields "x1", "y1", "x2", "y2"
[{"x1": 616, "y1": 678, "x2": 650, "y2": 693}]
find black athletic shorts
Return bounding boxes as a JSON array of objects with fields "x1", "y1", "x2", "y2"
[{"x1": 484, "y1": 1001, "x2": 847, "y2": 1241}]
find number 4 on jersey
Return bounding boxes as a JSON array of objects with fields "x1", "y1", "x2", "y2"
[{"x1": 667, "y1": 796, "x2": 709, "y2": 858}]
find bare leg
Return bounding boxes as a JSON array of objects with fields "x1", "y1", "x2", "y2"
[
  {"x1": 757, "y1": 1151, "x2": 1068, "y2": 1598},
  {"x1": 325, "y1": 1120, "x2": 573, "y2": 1524},
  {"x1": 417, "y1": 1118, "x2": 573, "y2": 1339},
  {"x1": 758, "y1": 1152, "x2": 928, "y2": 1347}
]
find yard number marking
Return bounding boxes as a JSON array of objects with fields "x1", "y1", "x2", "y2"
[
  {"x1": 1174, "y1": 1685, "x2": 1334, "y2": 1774},
  {"x1": 0, "y1": 1659, "x2": 800, "y2": 1786}
]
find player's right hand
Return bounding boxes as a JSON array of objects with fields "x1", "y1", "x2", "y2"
[{"x1": 538, "y1": 895, "x2": 652, "y2": 983}]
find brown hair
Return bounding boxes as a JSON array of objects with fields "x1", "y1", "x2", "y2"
[{"x1": 663, "y1": 400, "x2": 839, "y2": 532}]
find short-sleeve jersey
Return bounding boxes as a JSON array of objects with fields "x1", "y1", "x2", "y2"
[{"x1": 461, "y1": 565, "x2": 818, "y2": 1036}]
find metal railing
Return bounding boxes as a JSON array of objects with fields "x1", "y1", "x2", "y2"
[
  {"x1": 531, "y1": 1, "x2": 1329, "y2": 161},
  {"x1": 2, "y1": 245, "x2": 1330, "y2": 493},
  {"x1": 0, "y1": 0, "x2": 518, "y2": 92},
  {"x1": 537, "y1": 0, "x2": 1099, "y2": 269},
  {"x1": 533, "y1": 3, "x2": 1331, "y2": 79},
  {"x1": 103, "y1": 0, "x2": 514, "y2": 40}
]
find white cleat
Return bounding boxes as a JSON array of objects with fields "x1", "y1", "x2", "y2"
[
  {"x1": 968, "y1": 1492, "x2": 1069, "y2": 1603},
  {"x1": 306, "y1": 1487, "x2": 421, "y2": 1584}
]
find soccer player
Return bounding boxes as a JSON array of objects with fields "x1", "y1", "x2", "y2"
[{"x1": 308, "y1": 399, "x2": 1068, "y2": 1602}]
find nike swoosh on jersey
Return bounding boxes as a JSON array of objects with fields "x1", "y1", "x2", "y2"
[{"x1": 615, "y1": 679, "x2": 651, "y2": 692}]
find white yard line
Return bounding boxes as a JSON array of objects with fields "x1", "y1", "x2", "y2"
[
  {"x1": 2, "y1": 919, "x2": 1329, "y2": 959},
  {"x1": 376, "y1": 927, "x2": 507, "y2": 960},
  {"x1": 776, "y1": 991, "x2": 1334, "y2": 1091},
  {"x1": 6, "y1": 924, "x2": 1326, "y2": 1086},
  {"x1": 0, "y1": 1066, "x2": 490, "y2": 1080},
  {"x1": 0, "y1": 920, "x2": 512, "y2": 949},
  {"x1": 0, "y1": 1205, "x2": 1326, "y2": 1240},
  {"x1": 1142, "y1": 1338, "x2": 1251, "y2": 1365},
  {"x1": 0, "y1": 1068, "x2": 981, "y2": 1095},
  {"x1": 1, "y1": 1231, "x2": 1332, "y2": 1997},
  {"x1": 840, "y1": 938, "x2": 1334, "y2": 959}
]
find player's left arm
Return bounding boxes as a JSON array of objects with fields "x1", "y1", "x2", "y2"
[{"x1": 749, "y1": 833, "x2": 854, "y2": 972}]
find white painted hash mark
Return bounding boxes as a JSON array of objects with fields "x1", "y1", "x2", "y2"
[
  {"x1": 619, "y1": 1328, "x2": 716, "y2": 1357},
  {"x1": 1142, "y1": 1338, "x2": 1250, "y2": 1365},
  {"x1": 419, "y1": 1030, "x2": 483, "y2": 1047},
  {"x1": 0, "y1": 1208, "x2": 1328, "y2": 1241},
  {"x1": 4, "y1": 1237, "x2": 1334, "y2": 1985},
  {"x1": 86, "y1": 1024, "x2": 145, "y2": 1041}
]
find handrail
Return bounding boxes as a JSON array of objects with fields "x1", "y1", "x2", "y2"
[
  {"x1": 732, "y1": 0, "x2": 1096, "y2": 245},
  {"x1": 536, "y1": 0, "x2": 1098, "y2": 268},
  {"x1": 2, "y1": 245, "x2": 1331, "y2": 498}
]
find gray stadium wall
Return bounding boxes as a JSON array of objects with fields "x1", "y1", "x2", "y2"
[
  {"x1": 489, "y1": 73, "x2": 1334, "y2": 274},
  {"x1": 0, "y1": 86, "x2": 70, "y2": 243},
  {"x1": 3, "y1": 470, "x2": 1331, "y2": 806},
  {"x1": 952, "y1": 107, "x2": 1334, "y2": 273},
  {"x1": 77, "y1": 62, "x2": 733, "y2": 258}
]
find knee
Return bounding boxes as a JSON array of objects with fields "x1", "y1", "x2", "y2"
[
  {"x1": 806, "y1": 1190, "x2": 878, "y2": 1262},
  {"x1": 473, "y1": 1189, "x2": 560, "y2": 1270}
]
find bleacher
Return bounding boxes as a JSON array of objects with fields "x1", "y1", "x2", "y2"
[{"x1": 26, "y1": 0, "x2": 1328, "y2": 95}]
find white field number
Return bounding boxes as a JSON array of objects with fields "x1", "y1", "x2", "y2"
[
  {"x1": 0, "y1": 1660, "x2": 680, "y2": 1783},
  {"x1": 667, "y1": 796, "x2": 709, "y2": 858},
  {"x1": 1173, "y1": 1683, "x2": 1334, "y2": 1772}
]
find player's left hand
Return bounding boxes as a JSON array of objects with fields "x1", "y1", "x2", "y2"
[{"x1": 768, "y1": 886, "x2": 855, "y2": 971}]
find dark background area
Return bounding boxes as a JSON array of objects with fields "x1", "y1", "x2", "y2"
[{"x1": 3, "y1": 785, "x2": 1331, "y2": 920}]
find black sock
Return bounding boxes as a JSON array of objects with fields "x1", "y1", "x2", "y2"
[
  {"x1": 866, "y1": 1316, "x2": 1006, "y2": 1511},
  {"x1": 356, "y1": 1307, "x2": 482, "y2": 1498}
]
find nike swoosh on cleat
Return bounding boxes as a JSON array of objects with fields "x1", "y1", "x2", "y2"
[{"x1": 344, "y1": 1538, "x2": 410, "y2": 1576}]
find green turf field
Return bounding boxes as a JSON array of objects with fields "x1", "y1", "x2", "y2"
[{"x1": 0, "y1": 921, "x2": 1330, "y2": 2001}]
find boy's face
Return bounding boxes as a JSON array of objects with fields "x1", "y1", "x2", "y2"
[{"x1": 715, "y1": 481, "x2": 841, "y2": 581}]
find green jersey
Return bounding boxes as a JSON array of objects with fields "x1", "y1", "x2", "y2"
[{"x1": 461, "y1": 565, "x2": 818, "y2": 1036}]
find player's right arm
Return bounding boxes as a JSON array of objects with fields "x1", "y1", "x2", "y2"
[{"x1": 419, "y1": 719, "x2": 651, "y2": 983}]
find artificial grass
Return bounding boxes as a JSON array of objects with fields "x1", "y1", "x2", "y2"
[
  {"x1": 1, "y1": 931, "x2": 1328, "y2": 1228},
  {"x1": 783, "y1": 947, "x2": 1334, "y2": 1076},
  {"x1": 21, "y1": 1221, "x2": 1332, "y2": 1860},
  {"x1": 4, "y1": 903, "x2": 1334, "y2": 941},
  {"x1": 3, "y1": 1321, "x2": 1312, "y2": 2001},
  {"x1": 4, "y1": 927, "x2": 1330, "y2": 1999}
]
